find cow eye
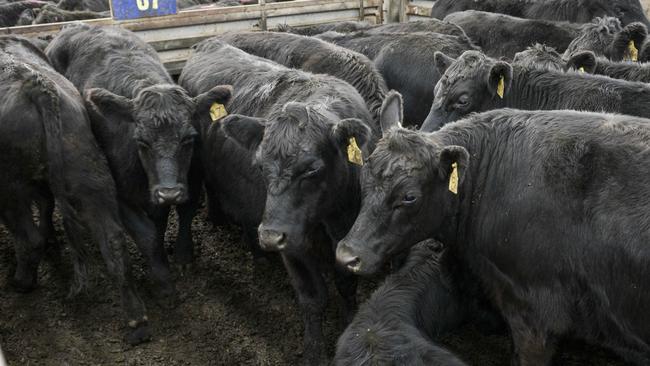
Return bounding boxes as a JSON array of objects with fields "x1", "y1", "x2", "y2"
[
  {"x1": 454, "y1": 95, "x2": 469, "y2": 108},
  {"x1": 302, "y1": 167, "x2": 322, "y2": 179},
  {"x1": 136, "y1": 139, "x2": 151, "y2": 149},
  {"x1": 402, "y1": 194, "x2": 417, "y2": 205}
]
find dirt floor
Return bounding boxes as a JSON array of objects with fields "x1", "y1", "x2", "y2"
[{"x1": 0, "y1": 207, "x2": 627, "y2": 365}]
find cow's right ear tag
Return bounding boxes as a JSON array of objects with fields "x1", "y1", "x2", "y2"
[
  {"x1": 210, "y1": 103, "x2": 227, "y2": 122},
  {"x1": 628, "y1": 40, "x2": 639, "y2": 62},
  {"x1": 448, "y1": 162, "x2": 459, "y2": 194},
  {"x1": 578, "y1": 66, "x2": 586, "y2": 73},
  {"x1": 347, "y1": 137, "x2": 364, "y2": 166},
  {"x1": 496, "y1": 76, "x2": 505, "y2": 99}
]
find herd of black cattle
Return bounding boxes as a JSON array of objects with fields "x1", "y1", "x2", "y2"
[{"x1": 2, "y1": 0, "x2": 650, "y2": 364}]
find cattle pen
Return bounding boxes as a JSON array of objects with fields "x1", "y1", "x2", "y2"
[{"x1": 0, "y1": 0, "x2": 646, "y2": 365}]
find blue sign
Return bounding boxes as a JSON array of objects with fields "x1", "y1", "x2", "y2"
[{"x1": 111, "y1": 0, "x2": 177, "y2": 20}]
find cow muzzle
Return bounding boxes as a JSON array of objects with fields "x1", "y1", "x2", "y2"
[
  {"x1": 152, "y1": 185, "x2": 186, "y2": 205},
  {"x1": 336, "y1": 243, "x2": 362, "y2": 273},
  {"x1": 258, "y1": 225, "x2": 287, "y2": 251}
]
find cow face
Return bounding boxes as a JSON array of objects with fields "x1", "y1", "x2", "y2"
[
  {"x1": 223, "y1": 102, "x2": 371, "y2": 253},
  {"x1": 563, "y1": 17, "x2": 647, "y2": 61},
  {"x1": 421, "y1": 51, "x2": 512, "y2": 132},
  {"x1": 513, "y1": 44, "x2": 598, "y2": 74},
  {"x1": 85, "y1": 84, "x2": 232, "y2": 206},
  {"x1": 336, "y1": 106, "x2": 468, "y2": 275}
]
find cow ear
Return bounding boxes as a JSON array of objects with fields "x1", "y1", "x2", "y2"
[
  {"x1": 332, "y1": 118, "x2": 371, "y2": 152},
  {"x1": 193, "y1": 85, "x2": 233, "y2": 119},
  {"x1": 639, "y1": 40, "x2": 650, "y2": 62},
  {"x1": 380, "y1": 90, "x2": 403, "y2": 136},
  {"x1": 434, "y1": 52, "x2": 455, "y2": 75},
  {"x1": 221, "y1": 113, "x2": 265, "y2": 150},
  {"x1": 438, "y1": 145, "x2": 469, "y2": 192},
  {"x1": 84, "y1": 88, "x2": 134, "y2": 124},
  {"x1": 611, "y1": 22, "x2": 647, "y2": 61},
  {"x1": 486, "y1": 61, "x2": 513, "y2": 99},
  {"x1": 566, "y1": 51, "x2": 597, "y2": 73}
]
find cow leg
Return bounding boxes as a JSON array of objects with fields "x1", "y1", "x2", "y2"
[
  {"x1": 173, "y1": 201, "x2": 196, "y2": 266},
  {"x1": 242, "y1": 224, "x2": 269, "y2": 264},
  {"x1": 120, "y1": 204, "x2": 177, "y2": 309},
  {"x1": 281, "y1": 252, "x2": 328, "y2": 366},
  {"x1": 507, "y1": 316, "x2": 556, "y2": 366},
  {"x1": 333, "y1": 267, "x2": 357, "y2": 324},
  {"x1": 58, "y1": 202, "x2": 150, "y2": 345},
  {"x1": 3, "y1": 202, "x2": 45, "y2": 292},
  {"x1": 36, "y1": 189, "x2": 56, "y2": 248}
]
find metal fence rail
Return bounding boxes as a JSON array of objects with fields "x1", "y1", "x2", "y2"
[{"x1": 0, "y1": 0, "x2": 382, "y2": 74}]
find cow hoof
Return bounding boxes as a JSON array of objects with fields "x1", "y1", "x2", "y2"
[{"x1": 126, "y1": 321, "x2": 152, "y2": 345}]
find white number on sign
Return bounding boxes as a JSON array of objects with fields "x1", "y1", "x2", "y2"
[{"x1": 136, "y1": 0, "x2": 158, "y2": 10}]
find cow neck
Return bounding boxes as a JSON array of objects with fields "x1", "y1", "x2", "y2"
[
  {"x1": 504, "y1": 66, "x2": 576, "y2": 111},
  {"x1": 323, "y1": 162, "x2": 362, "y2": 241},
  {"x1": 432, "y1": 121, "x2": 494, "y2": 252},
  {"x1": 95, "y1": 120, "x2": 148, "y2": 203}
]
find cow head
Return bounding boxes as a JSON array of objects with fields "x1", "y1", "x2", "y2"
[
  {"x1": 85, "y1": 84, "x2": 232, "y2": 206},
  {"x1": 222, "y1": 101, "x2": 371, "y2": 253},
  {"x1": 420, "y1": 50, "x2": 512, "y2": 132},
  {"x1": 336, "y1": 98, "x2": 468, "y2": 275},
  {"x1": 563, "y1": 17, "x2": 647, "y2": 61},
  {"x1": 514, "y1": 44, "x2": 598, "y2": 74}
]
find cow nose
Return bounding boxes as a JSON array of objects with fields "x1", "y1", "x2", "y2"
[
  {"x1": 258, "y1": 227, "x2": 287, "y2": 251},
  {"x1": 336, "y1": 245, "x2": 361, "y2": 273},
  {"x1": 154, "y1": 187, "x2": 183, "y2": 204}
]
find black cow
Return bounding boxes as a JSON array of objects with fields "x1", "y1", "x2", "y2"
[
  {"x1": 334, "y1": 239, "x2": 468, "y2": 366},
  {"x1": 278, "y1": 19, "x2": 467, "y2": 38},
  {"x1": 0, "y1": 0, "x2": 46, "y2": 26},
  {"x1": 562, "y1": 17, "x2": 647, "y2": 61},
  {"x1": 337, "y1": 107, "x2": 650, "y2": 365},
  {"x1": 28, "y1": 5, "x2": 108, "y2": 24},
  {"x1": 46, "y1": 24, "x2": 225, "y2": 304},
  {"x1": 430, "y1": 0, "x2": 650, "y2": 27},
  {"x1": 180, "y1": 38, "x2": 375, "y2": 365},
  {"x1": 214, "y1": 31, "x2": 388, "y2": 122},
  {"x1": 0, "y1": 35, "x2": 149, "y2": 344},
  {"x1": 443, "y1": 10, "x2": 584, "y2": 58},
  {"x1": 420, "y1": 50, "x2": 650, "y2": 131},
  {"x1": 56, "y1": 0, "x2": 109, "y2": 12},
  {"x1": 315, "y1": 31, "x2": 479, "y2": 126},
  {"x1": 516, "y1": 44, "x2": 650, "y2": 83}
]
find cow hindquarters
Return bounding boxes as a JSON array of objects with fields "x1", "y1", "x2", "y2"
[{"x1": 281, "y1": 252, "x2": 328, "y2": 366}]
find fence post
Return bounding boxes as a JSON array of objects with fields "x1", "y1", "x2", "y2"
[
  {"x1": 358, "y1": 0, "x2": 364, "y2": 21},
  {"x1": 259, "y1": 0, "x2": 267, "y2": 31},
  {"x1": 387, "y1": 0, "x2": 406, "y2": 23}
]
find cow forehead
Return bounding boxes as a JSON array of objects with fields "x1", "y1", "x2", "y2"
[
  {"x1": 439, "y1": 51, "x2": 489, "y2": 92},
  {"x1": 367, "y1": 131, "x2": 436, "y2": 181},
  {"x1": 259, "y1": 107, "x2": 335, "y2": 161},
  {"x1": 133, "y1": 85, "x2": 195, "y2": 127}
]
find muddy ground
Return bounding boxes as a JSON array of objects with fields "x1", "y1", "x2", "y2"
[{"x1": 0, "y1": 207, "x2": 625, "y2": 365}]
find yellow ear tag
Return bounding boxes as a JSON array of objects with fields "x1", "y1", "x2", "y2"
[
  {"x1": 347, "y1": 137, "x2": 363, "y2": 166},
  {"x1": 627, "y1": 40, "x2": 638, "y2": 62},
  {"x1": 448, "y1": 162, "x2": 459, "y2": 195},
  {"x1": 578, "y1": 66, "x2": 586, "y2": 73},
  {"x1": 496, "y1": 76, "x2": 505, "y2": 99},
  {"x1": 209, "y1": 103, "x2": 227, "y2": 122}
]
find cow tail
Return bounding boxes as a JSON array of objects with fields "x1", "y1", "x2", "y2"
[{"x1": 24, "y1": 69, "x2": 65, "y2": 196}]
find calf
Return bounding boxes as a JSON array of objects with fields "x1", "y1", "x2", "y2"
[
  {"x1": 180, "y1": 38, "x2": 375, "y2": 365},
  {"x1": 562, "y1": 17, "x2": 647, "y2": 61},
  {"x1": 430, "y1": 0, "x2": 650, "y2": 27},
  {"x1": 278, "y1": 19, "x2": 467, "y2": 38},
  {"x1": 337, "y1": 107, "x2": 650, "y2": 365},
  {"x1": 443, "y1": 10, "x2": 584, "y2": 58},
  {"x1": 316, "y1": 31, "x2": 479, "y2": 126},
  {"x1": 46, "y1": 24, "x2": 226, "y2": 304},
  {"x1": 421, "y1": 50, "x2": 650, "y2": 131},
  {"x1": 0, "y1": 35, "x2": 149, "y2": 344},
  {"x1": 214, "y1": 31, "x2": 388, "y2": 122},
  {"x1": 334, "y1": 239, "x2": 468, "y2": 366}
]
